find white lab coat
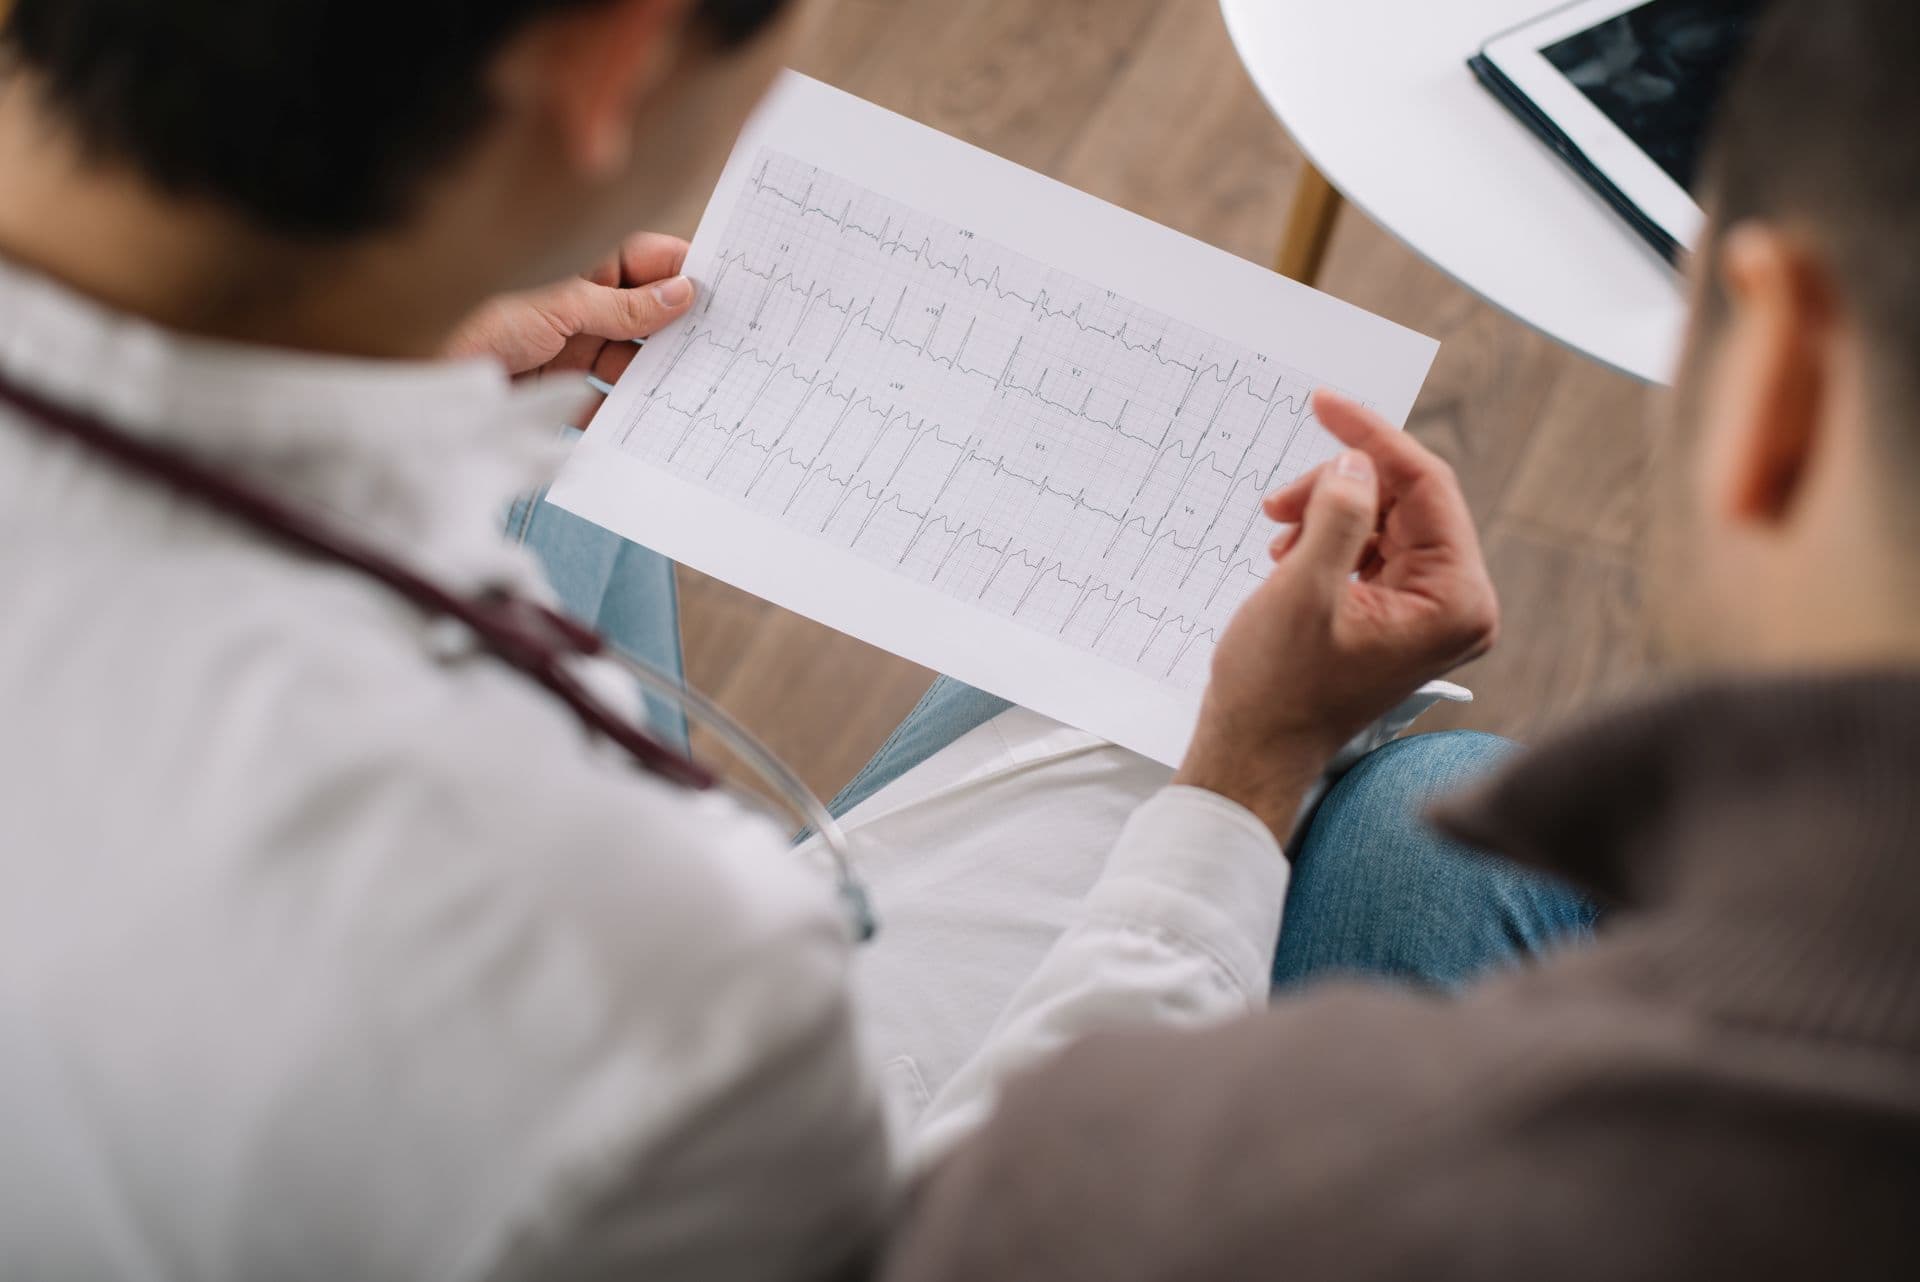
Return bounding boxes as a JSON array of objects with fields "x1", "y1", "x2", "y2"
[{"x1": 0, "y1": 258, "x2": 1291, "y2": 1281}]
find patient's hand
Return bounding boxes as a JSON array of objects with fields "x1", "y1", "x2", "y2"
[
  {"x1": 445, "y1": 231, "x2": 695, "y2": 423},
  {"x1": 1173, "y1": 390, "x2": 1498, "y2": 838}
]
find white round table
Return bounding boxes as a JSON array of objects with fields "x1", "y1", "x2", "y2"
[{"x1": 1221, "y1": 0, "x2": 1686, "y2": 385}]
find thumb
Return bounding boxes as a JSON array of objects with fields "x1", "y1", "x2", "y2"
[
  {"x1": 1290, "y1": 449, "x2": 1378, "y2": 588},
  {"x1": 552, "y1": 273, "x2": 695, "y2": 342}
]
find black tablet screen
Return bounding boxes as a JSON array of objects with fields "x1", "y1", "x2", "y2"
[{"x1": 1541, "y1": 0, "x2": 1761, "y2": 192}]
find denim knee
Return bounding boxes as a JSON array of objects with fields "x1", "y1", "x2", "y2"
[
  {"x1": 1273, "y1": 731, "x2": 1595, "y2": 991},
  {"x1": 1320, "y1": 731, "x2": 1517, "y2": 853},
  {"x1": 1293, "y1": 731, "x2": 1514, "y2": 899}
]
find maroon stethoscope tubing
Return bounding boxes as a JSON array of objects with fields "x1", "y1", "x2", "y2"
[{"x1": 0, "y1": 368, "x2": 715, "y2": 791}]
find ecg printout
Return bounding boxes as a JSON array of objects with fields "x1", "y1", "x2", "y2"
[{"x1": 553, "y1": 73, "x2": 1439, "y2": 766}]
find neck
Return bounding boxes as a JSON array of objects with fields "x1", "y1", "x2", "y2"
[
  {"x1": 1699, "y1": 536, "x2": 1920, "y2": 676},
  {"x1": 0, "y1": 81, "x2": 494, "y2": 360},
  {"x1": 1768, "y1": 422, "x2": 1920, "y2": 670}
]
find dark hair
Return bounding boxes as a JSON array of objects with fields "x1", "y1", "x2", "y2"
[
  {"x1": 0, "y1": 0, "x2": 787, "y2": 239},
  {"x1": 1701, "y1": 0, "x2": 1920, "y2": 417}
]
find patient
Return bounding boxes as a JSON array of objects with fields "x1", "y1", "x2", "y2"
[{"x1": 879, "y1": 0, "x2": 1920, "y2": 1276}]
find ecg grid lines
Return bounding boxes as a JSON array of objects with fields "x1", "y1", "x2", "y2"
[{"x1": 614, "y1": 148, "x2": 1345, "y2": 691}]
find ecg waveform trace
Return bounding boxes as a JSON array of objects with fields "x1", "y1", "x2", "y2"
[{"x1": 616, "y1": 148, "x2": 1345, "y2": 690}]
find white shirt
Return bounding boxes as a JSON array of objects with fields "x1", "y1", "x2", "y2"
[
  {"x1": 841, "y1": 716, "x2": 1284, "y2": 1156},
  {"x1": 839, "y1": 691, "x2": 1459, "y2": 1159},
  {"x1": 0, "y1": 259, "x2": 1299, "y2": 1280}
]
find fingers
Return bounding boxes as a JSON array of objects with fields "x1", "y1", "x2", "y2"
[
  {"x1": 1309, "y1": 389, "x2": 1444, "y2": 490},
  {"x1": 549, "y1": 303, "x2": 652, "y2": 427},
  {"x1": 556, "y1": 338, "x2": 645, "y2": 430},
  {"x1": 1273, "y1": 390, "x2": 1480, "y2": 556},
  {"x1": 550, "y1": 272, "x2": 696, "y2": 343},
  {"x1": 565, "y1": 387, "x2": 605, "y2": 432},
  {"x1": 542, "y1": 329, "x2": 609, "y2": 376},
  {"x1": 591, "y1": 341, "x2": 641, "y2": 387},
  {"x1": 1262, "y1": 391, "x2": 1444, "y2": 523},
  {"x1": 1287, "y1": 449, "x2": 1379, "y2": 592},
  {"x1": 584, "y1": 251, "x2": 621, "y2": 289},
  {"x1": 617, "y1": 232, "x2": 692, "y2": 288},
  {"x1": 1262, "y1": 460, "x2": 1328, "y2": 523}
]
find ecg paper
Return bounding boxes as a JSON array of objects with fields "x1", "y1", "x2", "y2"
[{"x1": 551, "y1": 72, "x2": 1439, "y2": 766}]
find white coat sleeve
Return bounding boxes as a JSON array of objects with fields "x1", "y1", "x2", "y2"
[{"x1": 910, "y1": 785, "x2": 1287, "y2": 1163}]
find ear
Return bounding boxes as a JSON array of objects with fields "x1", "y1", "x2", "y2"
[
  {"x1": 520, "y1": 0, "x2": 690, "y2": 177},
  {"x1": 1709, "y1": 223, "x2": 1838, "y2": 527}
]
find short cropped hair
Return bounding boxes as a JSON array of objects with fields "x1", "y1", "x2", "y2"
[
  {"x1": 0, "y1": 0, "x2": 787, "y2": 239},
  {"x1": 1702, "y1": 0, "x2": 1920, "y2": 419}
]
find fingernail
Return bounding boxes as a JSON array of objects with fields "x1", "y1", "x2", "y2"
[
  {"x1": 1333, "y1": 449, "x2": 1372, "y2": 481},
  {"x1": 652, "y1": 275, "x2": 693, "y2": 307}
]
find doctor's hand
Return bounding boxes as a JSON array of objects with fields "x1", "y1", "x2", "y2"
[
  {"x1": 1173, "y1": 390, "x2": 1498, "y2": 838},
  {"x1": 445, "y1": 231, "x2": 695, "y2": 423}
]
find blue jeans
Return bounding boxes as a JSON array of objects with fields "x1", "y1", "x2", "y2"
[
  {"x1": 1272, "y1": 731, "x2": 1597, "y2": 989},
  {"x1": 512, "y1": 495, "x2": 1597, "y2": 989},
  {"x1": 507, "y1": 484, "x2": 690, "y2": 752}
]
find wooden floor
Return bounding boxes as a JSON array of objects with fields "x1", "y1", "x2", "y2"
[{"x1": 672, "y1": 0, "x2": 1661, "y2": 801}]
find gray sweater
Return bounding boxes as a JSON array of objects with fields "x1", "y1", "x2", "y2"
[{"x1": 879, "y1": 673, "x2": 1920, "y2": 1280}]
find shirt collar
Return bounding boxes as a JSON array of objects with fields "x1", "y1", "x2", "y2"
[
  {"x1": 0, "y1": 255, "x2": 588, "y2": 583},
  {"x1": 1434, "y1": 669, "x2": 1920, "y2": 1049},
  {"x1": 1434, "y1": 669, "x2": 1920, "y2": 904}
]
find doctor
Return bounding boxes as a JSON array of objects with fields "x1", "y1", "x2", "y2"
[{"x1": 0, "y1": 0, "x2": 1541, "y2": 1278}]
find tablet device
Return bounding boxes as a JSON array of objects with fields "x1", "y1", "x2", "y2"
[{"x1": 1470, "y1": 0, "x2": 1761, "y2": 264}]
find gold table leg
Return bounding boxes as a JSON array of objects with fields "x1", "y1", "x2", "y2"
[{"x1": 1273, "y1": 161, "x2": 1344, "y2": 287}]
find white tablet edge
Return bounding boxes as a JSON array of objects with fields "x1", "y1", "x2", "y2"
[{"x1": 1484, "y1": 0, "x2": 1706, "y2": 252}]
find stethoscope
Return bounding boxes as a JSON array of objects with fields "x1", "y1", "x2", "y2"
[{"x1": 0, "y1": 367, "x2": 878, "y2": 941}]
